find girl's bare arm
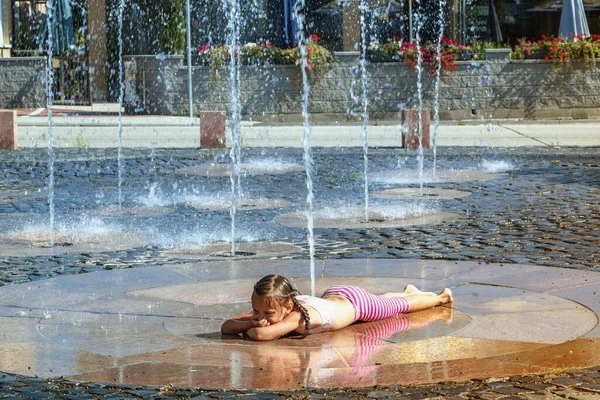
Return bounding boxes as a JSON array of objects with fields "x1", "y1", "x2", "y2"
[
  {"x1": 221, "y1": 311, "x2": 258, "y2": 334},
  {"x1": 245, "y1": 311, "x2": 303, "y2": 341}
]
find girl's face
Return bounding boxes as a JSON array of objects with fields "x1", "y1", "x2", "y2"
[{"x1": 251, "y1": 292, "x2": 292, "y2": 325}]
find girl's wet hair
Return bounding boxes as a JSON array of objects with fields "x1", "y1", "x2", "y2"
[{"x1": 253, "y1": 274, "x2": 311, "y2": 338}]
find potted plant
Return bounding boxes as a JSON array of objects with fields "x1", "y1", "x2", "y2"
[
  {"x1": 366, "y1": 37, "x2": 404, "y2": 62},
  {"x1": 512, "y1": 35, "x2": 600, "y2": 69},
  {"x1": 196, "y1": 34, "x2": 333, "y2": 81}
]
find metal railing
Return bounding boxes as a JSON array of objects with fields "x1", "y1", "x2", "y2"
[{"x1": 12, "y1": 49, "x2": 92, "y2": 106}]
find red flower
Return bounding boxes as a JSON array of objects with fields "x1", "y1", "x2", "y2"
[{"x1": 309, "y1": 34, "x2": 321, "y2": 42}]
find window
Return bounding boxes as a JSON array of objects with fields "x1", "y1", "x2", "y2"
[
  {"x1": 11, "y1": 0, "x2": 46, "y2": 55},
  {"x1": 1, "y1": 0, "x2": 4, "y2": 45}
]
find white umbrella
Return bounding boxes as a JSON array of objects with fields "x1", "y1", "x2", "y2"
[{"x1": 559, "y1": 0, "x2": 590, "y2": 40}]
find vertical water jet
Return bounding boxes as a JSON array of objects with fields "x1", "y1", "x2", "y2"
[
  {"x1": 359, "y1": 0, "x2": 370, "y2": 223},
  {"x1": 293, "y1": 0, "x2": 316, "y2": 296},
  {"x1": 432, "y1": 0, "x2": 446, "y2": 178},
  {"x1": 45, "y1": 0, "x2": 56, "y2": 247},
  {"x1": 117, "y1": 0, "x2": 125, "y2": 212}
]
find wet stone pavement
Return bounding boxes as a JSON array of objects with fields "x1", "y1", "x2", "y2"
[
  {"x1": 0, "y1": 146, "x2": 599, "y2": 398},
  {"x1": 1, "y1": 367, "x2": 600, "y2": 399}
]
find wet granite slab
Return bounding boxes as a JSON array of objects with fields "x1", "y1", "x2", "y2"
[{"x1": 0, "y1": 259, "x2": 598, "y2": 390}]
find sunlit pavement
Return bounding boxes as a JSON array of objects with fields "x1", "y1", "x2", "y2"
[
  {"x1": 0, "y1": 146, "x2": 599, "y2": 398},
  {"x1": 0, "y1": 258, "x2": 599, "y2": 391},
  {"x1": 12, "y1": 108, "x2": 600, "y2": 148}
]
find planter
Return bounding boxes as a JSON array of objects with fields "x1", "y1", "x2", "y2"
[
  {"x1": 240, "y1": 55, "x2": 274, "y2": 65},
  {"x1": 366, "y1": 53, "x2": 402, "y2": 63},
  {"x1": 192, "y1": 54, "x2": 276, "y2": 66},
  {"x1": 192, "y1": 55, "x2": 211, "y2": 66},
  {"x1": 525, "y1": 50, "x2": 549, "y2": 59},
  {"x1": 334, "y1": 51, "x2": 360, "y2": 64},
  {"x1": 457, "y1": 50, "x2": 475, "y2": 61},
  {"x1": 484, "y1": 48, "x2": 511, "y2": 62}
]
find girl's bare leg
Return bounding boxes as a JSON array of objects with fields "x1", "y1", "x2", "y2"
[
  {"x1": 383, "y1": 284, "x2": 434, "y2": 298},
  {"x1": 383, "y1": 286, "x2": 453, "y2": 313},
  {"x1": 404, "y1": 288, "x2": 453, "y2": 312}
]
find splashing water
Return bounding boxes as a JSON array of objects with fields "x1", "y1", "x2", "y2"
[
  {"x1": 136, "y1": 182, "x2": 166, "y2": 207},
  {"x1": 480, "y1": 159, "x2": 515, "y2": 172},
  {"x1": 318, "y1": 202, "x2": 440, "y2": 222},
  {"x1": 414, "y1": 3, "x2": 425, "y2": 193},
  {"x1": 225, "y1": 0, "x2": 243, "y2": 256},
  {"x1": 45, "y1": 0, "x2": 56, "y2": 247},
  {"x1": 293, "y1": 0, "x2": 316, "y2": 297},
  {"x1": 11, "y1": 216, "x2": 127, "y2": 245},
  {"x1": 359, "y1": 0, "x2": 370, "y2": 223},
  {"x1": 117, "y1": 0, "x2": 126, "y2": 212},
  {"x1": 238, "y1": 158, "x2": 302, "y2": 174},
  {"x1": 432, "y1": 0, "x2": 446, "y2": 178}
]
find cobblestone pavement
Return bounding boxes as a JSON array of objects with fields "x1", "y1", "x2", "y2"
[
  {"x1": 2, "y1": 368, "x2": 600, "y2": 399},
  {"x1": 0, "y1": 146, "x2": 599, "y2": 398}
]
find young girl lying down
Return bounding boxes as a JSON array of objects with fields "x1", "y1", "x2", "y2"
[{"x1": 221, "y1": 274, "x2": 453, "y2": 341}]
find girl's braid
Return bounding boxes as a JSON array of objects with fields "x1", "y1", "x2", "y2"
[
  {"x1": 253, "y1": 275, "x2": 311, "y2": 339},
  {"x1": 291, "y1": 294, "x2": 311, "y2": 338}
]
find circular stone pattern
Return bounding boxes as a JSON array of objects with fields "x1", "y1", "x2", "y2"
[
  {"x1": 176, "y1": 160, "x2": 304, "y2": 177},
  {"x1": 372, "y1": 188, "x2": 471, "y2": 200},
  {"x1": 275, "y1": 207, "x2": 460, "y2": 229},
  {"x1": 371, "y1": 169, "x2": 506, "y2": 185},
  {"x1": 0, "y1": 187, "x2": 47, "y2": 203},
  {"x1": 0, "y1": 230, "x2": 150, "y2": 257},
  {"x1": 94, "y1": 206, "x2": 174, "y2": 217},
  {"x1": 163, "y1": 241, "x2": 303, "y2": 259},
  {"x1": 187, "y1": 198, "x2": 293, "y2": 211},
  {"x1": 0, "y1": 259, "x2": 598, "y2": 391}
]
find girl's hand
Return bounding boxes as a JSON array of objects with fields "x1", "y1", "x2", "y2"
[
  {"x1": 252, "y1": 317, "x2": 270, "y2": 327},
  {"x1": 250, "y1": 312, "x2": 271, "y2": 327}
]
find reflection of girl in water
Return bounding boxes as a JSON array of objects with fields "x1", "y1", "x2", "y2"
[{"x1": 221, "y1": 274, "x2": 453, "y2": 341}]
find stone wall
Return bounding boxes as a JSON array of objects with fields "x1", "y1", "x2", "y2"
[
  {"x1": 0, "y1": 57, "x2": 46, "y2": 109},
  {"x1": 125, "y1": 53, "x2": 600, "y2": 121}
]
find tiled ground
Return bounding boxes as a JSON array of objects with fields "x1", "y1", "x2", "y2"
[{"x1": 0, "y1": 146, "x2": 599, "y2": 398}]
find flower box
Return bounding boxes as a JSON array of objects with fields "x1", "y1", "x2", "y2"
[
  {"x1": 484, "y1": 48, "x2": 511, "y2": 62},
  {"x1": 525, "y1": 50, "x2": 549, "y2": 59},
  {"x1": 366, "y1": 53, "x2": 402, "y2": 63}
]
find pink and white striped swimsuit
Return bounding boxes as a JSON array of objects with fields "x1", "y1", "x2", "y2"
[{"x1": 323, "y1": 285, "x2": 410, "y2": 322}]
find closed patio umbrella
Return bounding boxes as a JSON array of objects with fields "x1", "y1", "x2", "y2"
[
  {"x1": 559, "y1": 0, "x2": 590, "y2": 39},
  {"x1": 488, "y1": 0, "x2": 503, "y2": 43},
  {"x1": 39, "y1": 0, "x2": 75, "y2": 53}
]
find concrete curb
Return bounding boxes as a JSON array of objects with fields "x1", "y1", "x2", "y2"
[{"x1": 12, "y1": 116, "x2": 600, "y2": 148}]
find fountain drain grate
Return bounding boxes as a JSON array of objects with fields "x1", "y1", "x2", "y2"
[
  {"x1": 210, "y1": 251, "x2": 258, "y2": 257},
  {"x1": 37, "y1": 242, "x2": 74, "y2": 248}
]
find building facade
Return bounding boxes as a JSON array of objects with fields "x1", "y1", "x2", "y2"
[{"x1": 1, "y1": 0, "x2": 599, "y2": 105}]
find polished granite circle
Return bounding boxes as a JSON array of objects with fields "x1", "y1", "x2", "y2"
[
  {"x1": 372, "y1": 188, "x2": 471, "y2": 200},
  {"x1": 0, "y1": 187, "x2": 47, "y2": 203},
  {"x1": 163, "y1": 241, "x2": 303, "y2": 259},
  {"x1": 0, "y1": 259, "x2": 598, "y2": 390},
  {"x1": 186, "y1": 197, "x2": 293, "y2": 211},
  {"x1": 176, "y1": 160, "x2": 304, "y2": 177},
  {"x1": 0, "y1": 230, "x2": 150, "y2": 257},
  {"x1": 371, "y1": 169, "x2": 506, "y2": 185},
  {"x1": 275, "y1": 207, "x2": 460, "y2": 229},
  {"x1": 94, "y1": 205, "x2": 174, "y2": 216}
]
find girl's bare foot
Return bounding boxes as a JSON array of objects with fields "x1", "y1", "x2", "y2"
[
  {"x1": 436, "y1": 306, "x2": 454, "y2": 323},
  {"x1": 440, "y1": 288, "x2": 453, "y2": 305},
  {"x1": 403, "y1": 284, "x2": 423, "y2": 295}
]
